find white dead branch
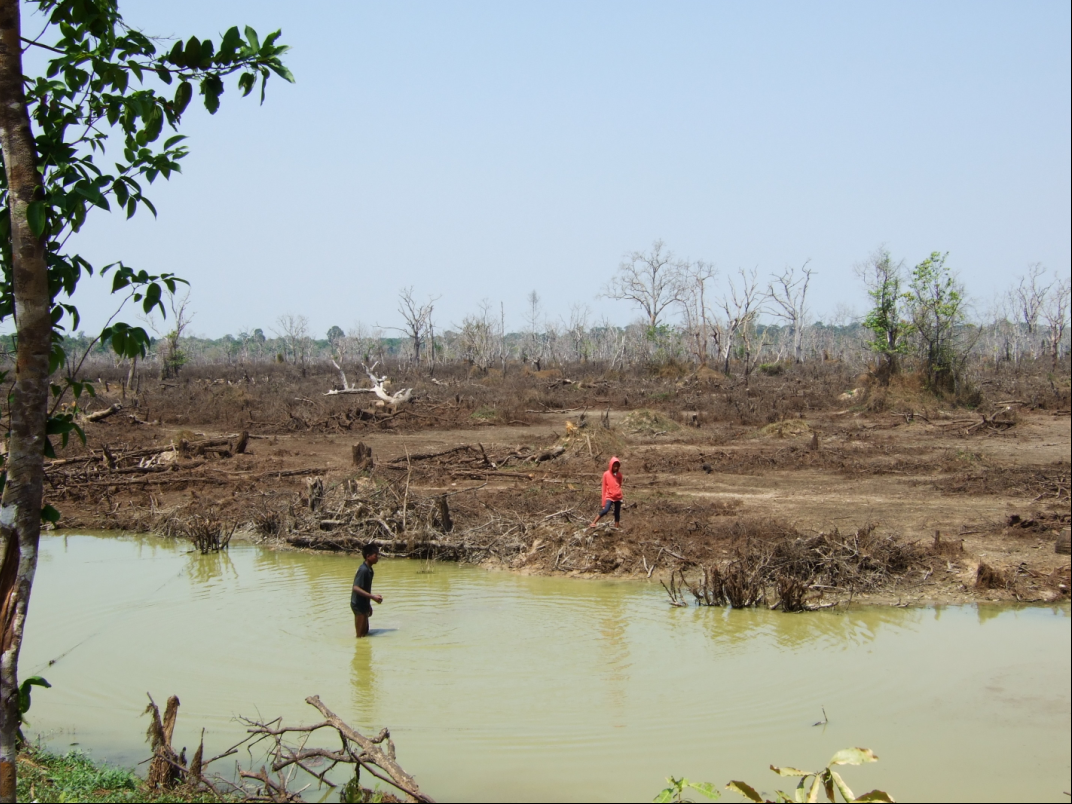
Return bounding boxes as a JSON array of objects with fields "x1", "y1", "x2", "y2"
[{"x1": 324, "y1": 360, "x2": 413, "y2": 407}]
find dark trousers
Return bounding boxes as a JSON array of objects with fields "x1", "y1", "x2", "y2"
[{"x1": 598, "y1": 499, "x2": 621, "y2": 523}]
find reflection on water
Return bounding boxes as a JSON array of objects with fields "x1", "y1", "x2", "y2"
[{"x1": 21, "y1": 533, "x2": 1072, "y2": 804}]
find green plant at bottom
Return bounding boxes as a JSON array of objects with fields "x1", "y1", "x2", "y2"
[
  {"x1": 726, "y1": 748, "x2": 893, "y2": 803},
  {"x1": 655, "y1": 776, "x2": 720, "y2": 803}
]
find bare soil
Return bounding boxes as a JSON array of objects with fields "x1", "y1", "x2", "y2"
[{"x1": 47, "y1": 366, "x2": 1071, "y2": 608}]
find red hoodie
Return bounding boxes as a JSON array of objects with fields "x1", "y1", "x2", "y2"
[{"x1": 601, "y1": 456, "x2": 623, "y2": 504}]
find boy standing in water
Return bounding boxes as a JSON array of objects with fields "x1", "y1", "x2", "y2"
[
  {"x1": 590, "y1": 456, "x2": 624, "y2": 528},
  {"x1": 351, "y1": 543, "x2": 383, "y2": 638}
]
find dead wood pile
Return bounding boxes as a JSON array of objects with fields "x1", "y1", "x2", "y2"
[
  {"x1": 662, "y1": 524, "x2": 931, "y2": 611},
  {"x1": 141, "y1": 692, "x2": 432, "y2": 802},
  {"x1": 42, "y1": 432, "x2": 318, "y2": 497}
]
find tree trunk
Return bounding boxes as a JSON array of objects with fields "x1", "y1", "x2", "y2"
[{"x1": 0, "y1": 3, "x2": 51, "y2": 799}]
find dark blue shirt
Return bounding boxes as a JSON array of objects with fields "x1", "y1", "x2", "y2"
[{"x1": 351, "y1": 563, "x2": 374, "y2": 613}]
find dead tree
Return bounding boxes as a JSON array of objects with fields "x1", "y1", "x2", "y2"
[
  {"x1": 1012, "y1": 263, "x2": 1051, "y2": 358},
  {"x1": 768, "y1": 261, "x2": 814, "y2": 363},
  {"x1": 606, "y1": 239, "x2": 685, "y2": 330},
  {"x1": 274, "y1": 314, "x2": 311, "y2": 376},
  {"x1": 677, "y1": 260, "x2": 717, "y2": 366},
  {"x1": 387, "y1": 287, "x2": 438, "y2": 369},
  {"x1": 714, "y1": 266, "x2": 769, "y2": 377},
  {"x1": 1043, "y1": 276, "x2": 1070, "y2": 367}
]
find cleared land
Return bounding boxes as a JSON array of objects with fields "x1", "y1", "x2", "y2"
[{"x1": 48, "y1": 363, "x2": 1070, "y2": 607}]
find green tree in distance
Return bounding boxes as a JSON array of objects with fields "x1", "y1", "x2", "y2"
[
  {"x1": 905, "y1": 251, "x2": 971, "y2": 394},
  {"x1": 0, "y1": 3, "x2": 292, "y2": 798},
  {"x1": 859, "y1": 247, "x2": 911, "y2": 384}
]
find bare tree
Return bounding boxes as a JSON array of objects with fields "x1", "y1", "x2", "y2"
[
  {"x1": 457, "y1": 300, "x2": 497, "y2": 372},
  {"x1": 524, "y1": 290, "x2": 543, "y2": 369},
  {"x1": 713, "y1": 267, "x2": 769, "y2": 376},
  {"x1": 1043, "y1": 276, "x2": 1070, "y2": 367},
  {"x1": 274, "y1": 313, "x2": 311, "y2": 376},
  {"x1": 156, "y1": 291, "x2": 194, "y2": 380},
  {"x1": 568, "y1": 303, "x2": 591, "y2": 364},
  {"x1": 1011, "y1": 263, "x2": 1051, "y2": 358},
  {"x1": 768, "y1": 261, "x2": 814, "y2": 364},
  {"x1": 677, "y1": 260, "x2": 717, "y2": 366},
  {"x1": 390, "y1": 287, "x2": 438, "y2": 369},
  {"x1": 606, "y1": 240, "x2": 684, "y2": 330}
]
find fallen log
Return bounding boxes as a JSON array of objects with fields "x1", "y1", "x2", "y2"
[
  {"x1": 532, "y1": 445, "x2": 566, "y2": 462},
  {"x1": 385, "y1": 444, "x2": 477, "y2": 463},
  {"x1": 449, "y1": 469, "x2": 537, "y2": 480},
  {"x1": 84, "y1": 403, "x2": 123, "y2": 422}
]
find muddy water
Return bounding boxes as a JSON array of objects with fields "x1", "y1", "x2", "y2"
[{"x1": 22, "y1": 534, "x2": 1071, "y2": 803}]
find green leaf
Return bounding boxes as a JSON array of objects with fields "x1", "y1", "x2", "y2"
[
  {"x1": 805, "y1": 776, "x2": 821, "y2": 804},
  {"x1": 267, "y1": 61, "x2": 296, "y2": 83},
  {"x1": 27, "y1": 200, "x2": 47, "y2": 237},
  {"x1": 199, "y1": 38, "x2": 216, "y2": 68},
  {"x1": 201, "y1": 74, "x2": 224, "y2": 114},
  {"x1": 726, "y1": 782, "x2": 765, "y2": 803},
  {"x1": 41, "y1": 505, "x2": 61, "y2": 524},
  {"x1": 772, "y1": 767, "x2": 811, "y2": 778},
  {"x1": 18, "y1": 676, "x2": 51, "y2": 716},
  {"x1": 163, "y1": 134, "x2": 187, "y2": 150},
  {"x1": 244, "y1": 25, "x2": 261, "y2": 52},
  {"x1": 829, "y1": 771, "x2": 854, "y2": 803},
  {"x1": 654, "y1": 791, "x2": 674, "y2": 804},
  {"x1": 687, "y1": 781, "x2": 721, "y2": 800},
  {"x1": 829, "y1": 750, "x2": 877, "y2": 767},
  {"x1": 174, "y1": 81, "x2": 193, "y2": 115},
  {"x1": 851, "y1": 791, "x2": 894, "y2": 803},
  {"x1": 168, "y1": 40, "x2": 186, "y2": 66},
  {"x1": 142, "y1": 282, "x2": 162, "y2": 314},
  {"x1": 184, "y1": 36, "x2": 202, "y2": 66},
  {"x1": 218, "y1": 26, "x2": 242, "y2": 61}
]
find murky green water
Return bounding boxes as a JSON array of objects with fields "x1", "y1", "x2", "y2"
[{"x1": 21, "y1": 533, "x2": 1072, "y2": 803}]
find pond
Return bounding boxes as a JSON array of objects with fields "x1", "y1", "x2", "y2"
[{"x1": 21, "y1": 533, "x2": 1071, "y2": 803}]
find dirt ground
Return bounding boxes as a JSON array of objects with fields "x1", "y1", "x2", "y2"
[{"x1": 46, "y1": 367, "x2": 1071, "y2": 609}]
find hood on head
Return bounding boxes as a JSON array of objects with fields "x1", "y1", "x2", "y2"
[{"x1": 608, "y1": 456, "x2": 621, "y2": 473}]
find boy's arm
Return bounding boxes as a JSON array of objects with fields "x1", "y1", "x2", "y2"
[{"x1": 352, "y1": 585, "x2": 383, "y2": 603}]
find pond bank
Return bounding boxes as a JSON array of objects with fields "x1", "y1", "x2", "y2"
[{"x1": 16, "y1": 748, "x2": 228, "y2": 803}]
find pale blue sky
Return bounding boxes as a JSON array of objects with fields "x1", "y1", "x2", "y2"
[{"x1": 47, "y1": 0, "x2": 1072, "y2": 338}]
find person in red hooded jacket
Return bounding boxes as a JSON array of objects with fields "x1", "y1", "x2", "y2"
[{"x1": 590, "y1": 456, "x2": 624, "y2": 528}]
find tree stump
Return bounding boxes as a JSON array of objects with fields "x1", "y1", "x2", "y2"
[
  {"x1": 1057, "y1": 529, "x2": 1071, "y2": 556},
  {"x1": 438, "y1": 495, "x2": 454, "y2": 533},
  {"x1": 307, "y1": 476, "x2": 324, "y2": 511},
  {"x1": 232, "y1": 430, "x2": 249, "y2": 455},
  {"x1": 145, "y1": 695, "x2": 184, "y2": 790},
  {"x1": 352, "y1": 442, "x2": 373, "y2": 470}
]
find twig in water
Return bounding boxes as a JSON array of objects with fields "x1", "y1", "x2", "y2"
[{"x1": 812, "y1": 706, "x2": 829, "y2": 727}]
